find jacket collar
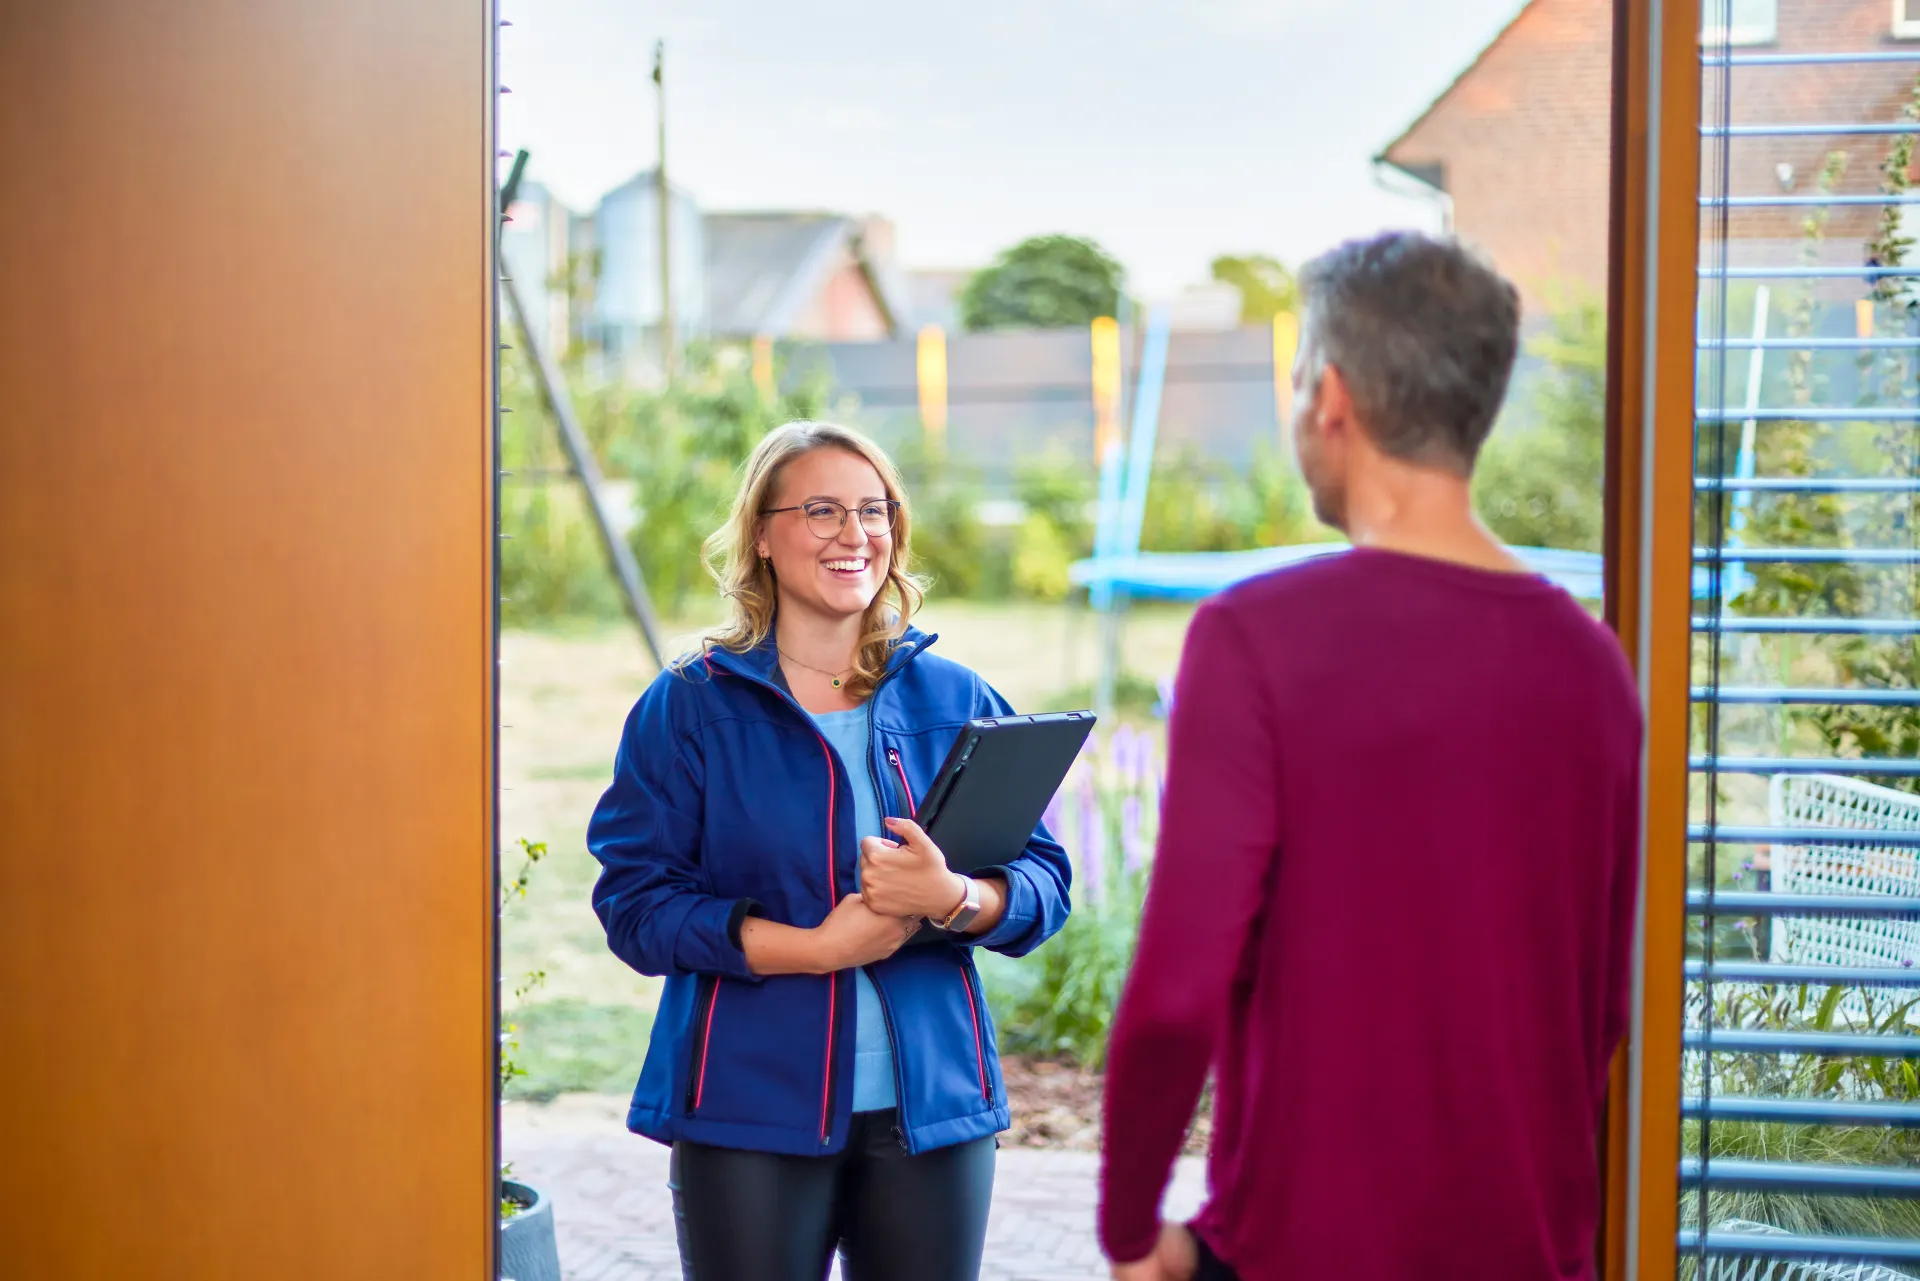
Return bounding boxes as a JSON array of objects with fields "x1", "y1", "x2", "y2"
[{"x1": 702, "y1": 621, "x2": 937, "y2": 686}]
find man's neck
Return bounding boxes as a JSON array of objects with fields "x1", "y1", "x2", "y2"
[{"x1": 1341, "y1": 456, "x2": 1529, "y2": 575}]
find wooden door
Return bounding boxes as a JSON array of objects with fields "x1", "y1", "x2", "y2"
[{"x1": 0, "y1": 2, "x2": 497, "y2": 1275}]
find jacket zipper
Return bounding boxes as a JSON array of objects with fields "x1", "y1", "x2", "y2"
[
  {"x1": 715, "y1": 644, "x2": 931, "y2": 1147},
  {"x1": 865, "y1": 966, "x2": 913, "y2": 1152},
  {"x1": 866, "y1": 695, "x2": 938, "y2": 1147},
  {"x1": 683, "y1": 975, "x2": 720, "y2": 1113},
  {"x1": 817, "y1": 737, "x2": 838, "y2": 1143},
  {"x1": 888, "y1": 742, "x2": 992, "y2": 1109},
  {"x1": 724, "y1": 668, "x2": 845, "y2": 1143},
  {"x1": 958, "y1": 958, "x2": 993, "y2": 1105},
  {"x1": 886, "y1": 747, "x2": 916, "y2": 819}
]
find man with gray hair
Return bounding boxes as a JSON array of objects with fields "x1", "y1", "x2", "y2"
[{"x1": 1097, "y1": 231, "x2": 1641, "y2": 1281}]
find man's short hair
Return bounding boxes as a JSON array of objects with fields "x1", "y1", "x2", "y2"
[{"x1": 1297, "y1": 231, "x2": 1521, "y2": 474}]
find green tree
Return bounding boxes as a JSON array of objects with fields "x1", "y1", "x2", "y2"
[
  {"x1": 603, "y1": 345, "x2": 832, "y2": 614},
  {"x1": 958, "y1": 235, "x2": 1125, "y2": 331},
  {"x1": 1472, "y1": 291, "x2": 1607, "y2": 552},
  {"x1": 499, "y1": 341, "x2": 834, "y2": 623},
  {"x1": 1209, "y1": 253, "x2": 1297, "y2": 323}
]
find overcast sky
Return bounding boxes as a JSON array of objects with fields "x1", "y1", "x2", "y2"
[{"x1": 499, "y1": 0, "x2": 1528, "y2": 296}]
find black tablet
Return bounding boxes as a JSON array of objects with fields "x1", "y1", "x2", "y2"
[{"x1": 918, "y1": 710, "x2": 1097, "y2": 873}]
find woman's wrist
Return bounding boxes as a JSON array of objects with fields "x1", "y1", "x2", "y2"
[
  {"x1": 807, "y1": 922, "x2": 845, "y2": 974},
  {"x1": 961, "y1": 874, "x2": 1008, "y2": 937},
  {"x1": 933, "y1": 872, "x2": 969, "y2": 921}
]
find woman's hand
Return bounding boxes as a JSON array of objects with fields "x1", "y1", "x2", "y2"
[
  {"x1": 860, "y1": 818, "x2": 967, "y2": 920},
  {"x1": 814, "y1": 893, "x2": 919, "y2": 971}
]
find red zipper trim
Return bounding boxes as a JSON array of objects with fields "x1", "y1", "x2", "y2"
[
  {"x1": 888, "y1": 748, "x2": 917, "y2": 819},
  {"x1": 958, "y1": 964, "x2": 991, "y2": 1103},
  {"x1": 692, "y1": 981, "x2": 720, "y2": 1109},
  {"x1": 898, "y1": 746, "x2": 987, "y2": 1102},
  {"x1": 812, "y1": 731, "x2": 839, "y2": 1142}
]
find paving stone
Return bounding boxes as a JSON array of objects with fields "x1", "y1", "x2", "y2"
[{"x1": 504, "y1": 1098, "x2": 1204, "y2": 1281}]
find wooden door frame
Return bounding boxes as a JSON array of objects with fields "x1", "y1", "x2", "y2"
[{"x1": 1603, "y1": 1, "x2": 1702, "y2": 1278}]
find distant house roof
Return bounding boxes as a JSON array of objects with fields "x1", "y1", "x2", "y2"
[
  {"x1": 704, "y1": 212, "x2": 908, "y2": 339},
  {"x1": 1375, "y1": 0, "x2": 1542, "y2": 190}
]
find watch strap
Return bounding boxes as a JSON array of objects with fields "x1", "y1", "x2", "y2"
[{"x1": 933, "y1": 874, "x2": 981, "y2": 932}]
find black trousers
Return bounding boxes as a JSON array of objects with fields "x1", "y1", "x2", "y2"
[
  {"x1": 670, "y1": 1109, "x2": 996, "y2": 1281},
  {"x1": 1191, "y1": 1227, "x2": 1241, "y2": 1281}
]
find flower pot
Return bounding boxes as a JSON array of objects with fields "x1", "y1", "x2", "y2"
[{"x1": 499, "y1": 1180, "x2": 560, "y2": 1281}]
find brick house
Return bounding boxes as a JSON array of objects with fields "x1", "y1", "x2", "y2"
[
  {"x1": 704, "y1": 212, "x2": 908, "y2": 343},
  {"x1": 562, "y1": 174, "x2": 908, "y2": 379},
  {"x1": 1378, "y1": 0, "x2": 1920, "y2": 314}
]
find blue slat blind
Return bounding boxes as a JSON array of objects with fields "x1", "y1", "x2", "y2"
[{"x1": 1687, "y1": 9, "x2": 1920, "y2": 1276}]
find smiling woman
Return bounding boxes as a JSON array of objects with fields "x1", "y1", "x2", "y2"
[
  {"x1": 702, "y1": 422, "x2": 924, "y2": 702},
  {"x1": 582, "y1": 420, "x2": 1075, "y2": 1281}
]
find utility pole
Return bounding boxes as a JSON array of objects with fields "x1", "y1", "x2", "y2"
[{"x1": 652, "y1": 40, "x2": 675, "y2": 383}]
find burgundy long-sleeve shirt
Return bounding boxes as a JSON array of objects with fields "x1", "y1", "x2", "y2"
[{"x1": 1099, "y1": 548, "x2": 1642, "y2": 1280}]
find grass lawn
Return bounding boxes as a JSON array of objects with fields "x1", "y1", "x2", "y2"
[
  {"x1": 500, "y1": 597, "x2": 1199, "y2": 1078},
  {"x1": 504, "y1": 998, "x2": 656, "y2": 1101}
]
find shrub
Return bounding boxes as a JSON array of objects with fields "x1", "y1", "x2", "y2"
[
  {"x1": 1011, "y1": 447, "x2": 1095, "y2": 601},
  {"x1": 890, "y1": 435, "x2": 1002, "y2": 600},
  {"x1": 602, "y1": 345, "x2": 836, "y2": 616},
  {"x1": 1139, "y1": 445, "x2": 1323, "y2": 554},
  {"x1": 1684, "y1": 980, "x2": 1920, "y2": 1243},
  {"x1": 1472, "y1": 289, "x2": 1606, "y2": 553},
  {"x1": 499, "y1": 484, "x2": 624, "y2": 626},
  {"x1": 499, "y1": 837, "x2": 549, "y2": 1220},
  {"x1": 500, "y1": 341, "x2": 836, "y2": 623}
]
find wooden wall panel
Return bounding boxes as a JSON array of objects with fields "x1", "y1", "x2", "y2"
[{"x1": 0, "y1": 3, "x2": 495, "y2": 1276}]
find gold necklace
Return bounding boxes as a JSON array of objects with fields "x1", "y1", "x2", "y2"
[{"x1": 778, "y1": 647, "x2": 854, "y2": 690}]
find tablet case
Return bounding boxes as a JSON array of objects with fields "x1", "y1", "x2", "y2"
[{"x1": 917, "y1": 710, "x2": 1097, "y2": 875}]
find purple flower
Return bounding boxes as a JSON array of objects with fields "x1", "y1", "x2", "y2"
[
  {"x1": 1078, "y1": 768, "x2": 1103, "y2": 904},
  {"x1": 1122, "y1": 795, "x2": 1145, "y2": 871},
  {"x1": 1904, "y1": 958, "x2": 1914, "y2": 969},
  {"x1": 1111, "y1": 725, "x2": 1138, "y2": 786},
  {"x1": 1154, "y1": 677, "x2": 1175, "y2": 720},
  {"x1": 1131, "y1": 734, "x2": 1155, "y2": 791},
  {"x1": 1043, "y1": 790, "x2": 1065, "y2": 843}
]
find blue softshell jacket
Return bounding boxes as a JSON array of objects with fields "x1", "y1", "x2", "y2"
[{"x1": 586, "y1": 627, "x2": 1073, "y2": 1156}]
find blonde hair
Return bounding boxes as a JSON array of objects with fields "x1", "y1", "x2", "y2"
[{"x1": 698, "y1": 421, "x2": 924, "y2": 700}]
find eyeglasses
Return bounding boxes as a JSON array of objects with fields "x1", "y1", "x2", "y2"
[{"x1": 762, "y1": 499, "x2": 900, "y2": 540}]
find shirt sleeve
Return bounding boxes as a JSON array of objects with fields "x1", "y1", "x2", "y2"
[{"x1": 1098, "y1": 598, "x2": 1282, "y2": 1262}]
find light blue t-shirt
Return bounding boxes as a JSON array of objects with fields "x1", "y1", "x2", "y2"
[{"x1": 807, "y1": 706, "x2": 900, "y2": 1113}]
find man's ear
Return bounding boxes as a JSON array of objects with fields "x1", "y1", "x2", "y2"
[{"x1": 1316, "y1": 363, "x2": 1355, "y2": 442}]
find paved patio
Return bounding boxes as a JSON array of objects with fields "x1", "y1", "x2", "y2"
[{"x1": 504, "y1": 1096, "x2": 1206, "y2": 1281}]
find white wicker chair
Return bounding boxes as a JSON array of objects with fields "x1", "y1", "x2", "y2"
[
  {"x1": 1702, "y1": 1220, "x2": 1919, "y2": 1280},
  {"x1": 1767, "y1": 772, "x2": 1920, "y2": 1023}
]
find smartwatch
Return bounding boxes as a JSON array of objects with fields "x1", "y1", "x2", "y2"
[{"x1": 931, "y1": 874, "x2": 981, "y2": 934}]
